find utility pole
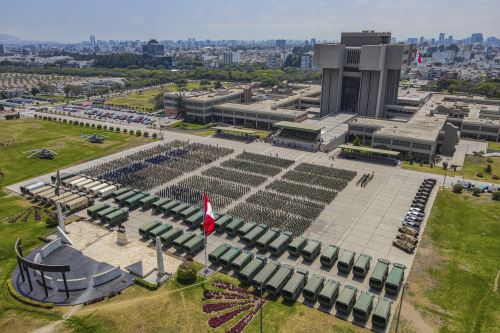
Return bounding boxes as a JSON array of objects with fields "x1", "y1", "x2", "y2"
[
  {"x1": 395, "y1": 282, "x2": 409, "y2": 333},
  {"x1": 260, "y1": 284, "x2": 263, "y2": 333}
]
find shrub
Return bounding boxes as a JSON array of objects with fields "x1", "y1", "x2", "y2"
[
  {"x1": 96, "y1": 124, "x2": 102, "y2": 129},
  {"x1": 136, "y1": 130, "x2": 142, "y2": 136},
  {"x1": 472, "y1": 187, "x2": 481, "y2": 197},
  {"x1": 91, "y1": 123, "x2": 95, "y2": 128},
  {"x1": 63, "y1": 119, "x2": 67, "y2": 123},
  {"x1": 452, "y1": 184, "x2": 463, "y2": 194},
  {"x1": 133, "y1": 277, "x2": 158, "y2": 290},
  {"x1": 129, "y1": 130, "x2": 135, "y2": 135},
  {"x1": 492, "y1": 175, "x2": 499, "y2": 180},
  {"x1": 152, "y1": 132, "x2": 158, "y2": 139},
  {"x1": 476, "y1": 172, "x2": 484, "y2": 178},
  {"x1": 103, "y1": 125, "x2": 108, "y2": 129},
  {"x1": 486, "y1": 158, "x2": 493, "y2": 163},
  {"x1": 42, "y1": 116, "x2": 47, "y2": 120},
  {"x1": 123, "y1": 128, "x2": 128, "y2": 133},
  {"x1": 484, "y1": 164, "x2": 492, "y2": 174},
  {"x1": 492, "y1": 191, "x2": 500, "y2": 201},
  {"x1": 109, "y1": 126, "x2": 114, "y2": 131},
  {"x1": 85, "y1": 122, "x2": 90, "y2": 127},
  {"x1": 79, "y1": 121, "x2": 84, "y2": 126},
  {"x1": 143, "y1": 131, "x2": 149, "y2": 137},
  {"x1": 176, "y1": 260, "x2": 197, "y2": 284},
  {"x1": 115, "y1": 127, "x2": 120, "y2": 132}
]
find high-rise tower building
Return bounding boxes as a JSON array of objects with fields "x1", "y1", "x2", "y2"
[{"x1": 90, "y1": 35, "x2": 96, "y2": 47}]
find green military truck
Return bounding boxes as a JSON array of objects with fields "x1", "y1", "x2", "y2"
[
  {"x1": 160, "y1": 228, "x2": 183, "y2": 247},
  {"x1": 303, "y1": 274, "x2": 325, "y2": 302},
  {"x1": 238, "y1": 255, "x2": 266, "y2": 284},
  {"x1": 318, "y1": 279, "x2": 340, "y2": 308},
  {"x1": 337, "y1": 249, "x2": 356, "y2": 274},
  {"x1": 225, "y1": 218, "x2": 244, "y2": 236},
  {"x1": 282, "y1": 268, "x2": 309, "y2": 302},
  {"x1": 287, "y1": 237, "x2": 308, "y2": 257},
  {"x1": 266, "y1": 264, "x2": 294, "y2": 296},
  {"x1": 219, "y1": 247, "x2": 242, "y2": 268},
  {"x1": 335, "y1": 285, "x2": 358, "y2": 314},
  {"x1": 353, "y1": 291, "x2": 375, "y2": 321},
  {"x1": 369, "y1": 259, "x2": 391, "y2": 289},
  {"x1": 208, "y1": 243, "x2": 231, "y2": 265},
  {"x1": 242, "y1": 224, "x2": 268, "y2": 247},
  {"x1": 87, "y1": 203, "x2": 110, "y2": 219},
  {"x1": 353, "y1": 254, "x2": 372, "y2": 278},
  {"x1": 320, "y1": 245, "x2": 340, "y2": 267},
  {"x1": 372, "y1": 297, "x2": 392, "y2": 328},
  {"x1": 268, "y1": 231, "x2": 293, "y2": 256},
  {"x1": 256, "y1": 227, "x2": 280, "y2": 251},
  {"x1": 139, "y1": 220, "x2": 162, "y2": 238},
  {"x1": 231, "y1": 250, "x2": 254, "y2": 272},
  {"x1": 302, "y1": 239, "x2": 321, "y2": 261},
  {"x1": 385, "y1": 263, "x2": 406, "y2": 294}
]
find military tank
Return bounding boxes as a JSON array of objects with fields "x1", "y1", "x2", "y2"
[
  {"x1": 396, "y1": 233, "x2": 418, "y2": 245},
  {"x1": 392, "y1": 239, "x2": 415, "y2": 254},
  {"x1": 399, "y1": 225, "x2": 419, "y2": 237}
]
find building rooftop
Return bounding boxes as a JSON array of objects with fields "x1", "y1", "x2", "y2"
[{"x1": 273, "y1": 121, "x2": 323, "y2": 133}]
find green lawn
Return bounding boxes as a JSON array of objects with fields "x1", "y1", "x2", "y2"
[
  {"x1": 37, "y1": 95, "x2": 77, "y2": 103},
  {"x1": 0, "y1": 118, "x2": 150, "y2": 190},
  {"x1": 402, "y1": 156, "x2": 500, "y2": 184},
  {"x1": 488, "y1": 141, "x2": 500, "y2": 151},
  {"x1": 407, "y1": 191, "x2": 500, "y2": 332},
  {"x1": 0, "y1": 118, "x2": 153, "y2": 332},
  {"x1": 168, "y1": 120, "x2": 212, "y2": 130}
]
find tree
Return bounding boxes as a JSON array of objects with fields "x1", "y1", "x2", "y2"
[
  {"x1": 176, "y1": 93, "x2": 186, "y2": 119},
  {"x1": 485, "y1": 163, "x2": 492, "y2": 174},
  {"x1": 154, "y1": 93, "x2": 164, "y2": 110},
  {"x1": 176, "y1": 259, "x2": 197, "y2": 284},
  {"x1": 214, "y1": 81, "x2": 223, "y2": 89},
  {"x1": 352, "y1": 135, "x2": 361, "y2": 146},
  {"x1": 472, "y1": 187, "x2": 481, "y2": 197},
  {"x1": 63, "y1": 85, "x2": 71, "y2": 97},
  {"x1": 406, "y1": 152, "x2": 415, "y2": 165},
  {"x1": 442, "y1": 161, "x2": 448, "y2": 170},
  {"x1": 492, "y1": 191, "x2": 500, "y2": 201},
  {"x1": 452, "y1": 184, "x2": 464, "y2": 194},
  {"x1": 31, "y1": 87, "x2": 40, "y2": 96}
]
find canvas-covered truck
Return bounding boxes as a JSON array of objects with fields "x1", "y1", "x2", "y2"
[
  {"x1": 225, "y1": 218, "x2": 244, "y2": 236},
  {"x1": 287, "y1": 237, "x2": 308, "y2": 257},
  {"x1": 87, "y1": 203, "x2": 110, "y2": 219},
  {"x1": 320, "y1": 244, "x2": 340, "y2": 267},
  {"x1": 179, "y1": 205, "x2": 199, "y2": 220},
  {"x1": 173, "y1": 232, "x2": 195, "y2": 251},
  {"x1": 335, "y1": 285, "x2": 358, "y2": 314},
  {"x1": 282, "y1": 267, "x2": 309, "y2": 302},
  {"x1": 182, "y1": 235, "x2": 204, "y2": 255},
  {"x1": 231, "y1": 250, "x2": 254, "y2": 272},
  {"x1": 219, "y1": 247, "x2": 242, "y2": 268},
  {"x1": 124, "y1": 193, "x2": 148, "y2": 210},
  {"x1": 161, "y1": 200, "x2": 181, "y2": 216},
  {"x1": 353, "y1": 291, "x2": 375, "y2": 321},
  {"x1": 170, "y1": 202, "x2": 190, "y2": 218},
  {"x1": 98, "y1": 185, "x2": 117, "y2": 199},
  {"x1": 268, "y1": 231, "x2": 293, "y2": 256},
  {"x1": 139, "y1": 220, "x2": 162, "y2": 238},
  {"x1": 64, "y1": 196, "x2": 91, "y2": 212},
  {"x1": 112, "y1": 187, "x2": 130, "y2": 198},
  {"x1": 266, "y1": 264, "x2": 294, "y2": 296},
  {"x1": 303, "y1": 274, "x2": 325, "y2": 302},
  {"x1": 369, "y1": 259, "x2": 391, "y2": 289},
  {"x1": 95, "y1": 206, "x2": 119, "y2": 219},
  {"x1": 160, "y1": 228, "x2": 183, "y2": 247},
  {"x1": 353, "y1": 254, "x2": 372, "y2": 278},
  {"x1": 209, "y1": 243, "x2": 231, "y2": 265},
  {"x1": 140, "y1": 195, "x2": 159, "y2": 210},
  {"x1": 214, "y1": 215, "x2": 233, "y2": 233},
  {"x1": 148, "y1": 223, "x2": 173, "y2": 239},
  {"x1": 302, "y1": 239, "x2": 321, "y2": 261},
  {"x1": 252, "y1": 260, "x2": 280, "y2": 288},
  {"x1": 318, "y1": 279, "x2": 340, "y2": 308},
  {"x1": 237, "y1": 221, "x2": 257, "y2": 237},
  {"x1": 372, "y1": 297, "x2": 393, "y2": 329},
  {"x1": 242, "y1": 224, "x2": 268, "y2": 247},
  {"x1": 256, "y1": 228, "x2": 280, "y2": 251},
  {"x1": 337, "y1": 249, "x2": 356, "y2": 274},
  {"x1": 185, "y1": 210, "x2": 204, "y2": 229},
  {"x1": 104, "y1": 208, "x2": 129, "y2": 226},
  {"x1": 385, "y1": 263, "x2": 406, "y2": 294},
  {"x1": 152, "y1": 197, "x2": 171, "y2": 214},
  {"x1": 238, "y1": 255, "x2": 266, "y2": 284},
  {"x1": 115, "y1": 190, "x2": 138, "y2": 205}
]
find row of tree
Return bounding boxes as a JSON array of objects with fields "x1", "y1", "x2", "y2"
[{"x1": 425, "y1": 78, "x2": 500, "y2": 98}]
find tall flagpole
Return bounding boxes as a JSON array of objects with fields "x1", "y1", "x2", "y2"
[{"x1": 203, "y1": 193, "x2": 208, "y2": 277}]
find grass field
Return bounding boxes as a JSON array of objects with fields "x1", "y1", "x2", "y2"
[
  {"x1": 61, "y1": 268, "x2": 366, "y2": 333},
  {"x1": 37, "y1": 95, "x2": 77, "y2": 103},
  {"x1": 104, "y1": 81, "x2": 216, "y2": 112},
  {"x1": 0, "y1": 118, "x2": 150, "y2": 189},
  {"x1": 402, "y1": 156, "x2": 500, "y2": 184},
  {"x1": 0, "y1": 118, "x2": 154, "y2": 332},
  {"x1": 488, "y1": 141, "x2": 500, "y2": 151},
  {"x1": 405, "y1": 190, "x2": 500, "y2": 332}
]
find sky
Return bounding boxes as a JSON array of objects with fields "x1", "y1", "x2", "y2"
[{"x1": 0, "y1": 0, "x2": 499, "y2": 42}]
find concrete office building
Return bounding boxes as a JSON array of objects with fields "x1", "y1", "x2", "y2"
[
  {"x1": 314, "y1": 31, "x2": 403, "y2": 118},
  {"x1": 142, "y1": 40, "x2": 164, "y2": 57}
]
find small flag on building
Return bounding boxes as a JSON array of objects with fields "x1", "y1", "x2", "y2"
[
  {"x1": 416, "y1": 50, "x2": 422, "y2": 64},
  {"x1": 55, "y1": 170, "x2": 61, "y2": 196}
]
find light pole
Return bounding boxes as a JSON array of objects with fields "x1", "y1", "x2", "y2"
[
  {"x1": 395, "y1": 282, "x2": 409, "y2": 333},
  {"x1": 260, "y1": 284, "x2": 263, "y2": 333}
]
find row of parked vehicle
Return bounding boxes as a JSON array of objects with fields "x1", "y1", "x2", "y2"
[
  {"x1": 207, "y1": 243, "x2": 407, "y2": 328},
  {"x1": 87, "y1": 203, "x2": 129, "y2": 226},
  {"x1": 83, "y1": 109, "x2": 154, "y2": 125},
  {"x1": 393, "y1": 178, "x2": 437, "y2": 253}
]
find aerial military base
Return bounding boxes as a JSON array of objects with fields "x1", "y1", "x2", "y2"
[{"x1": 6, "y1": 125, "x2": 449, "y2": 333}]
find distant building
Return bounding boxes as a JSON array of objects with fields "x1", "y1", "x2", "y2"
[
  {"x1": 438, "y1": 32, "x2": 445, "y2": 45},
  {"x1": 142, "y1": 39, "x2": 164, "y2": 57},
  {"x1": 407, "y1": 37, "x2": 418, "y2": 45},
  {"x1": 310, "y1": 38, "x2": 316, "y2": 46},
  {"x1": 275, "y1": 39, "x2": 286, "y2": 48},
  {"x1": 402, "y1": 44, "x2": 417, "y2": 66},
  {"x1": 419, "y1": 36, "x2": 424, "y2": 44},
  {"x1": 222, "y1": 52, "x2": 234, "y2": 64},
  {"x1": 432, "y1": 50, "x2": 456, "y2": 64},
  {"x1": 90, "y1": 35, "x2": 96, "y2": 47},
  {"x1": 300, "y1": 54, "x2": 312, "y2": 69},
  {"x1": 266, "y1": 55, "x2": 282, "y2": 68},
  {"x1": 471, "y1": 33, "x2": 484, "y2": 44},
  {"x1": 0, "y1": 44, "x2": 4, "y2": 56},
  {"x1": 314, "y1": 31, "x2": 403, "y2": 118}
]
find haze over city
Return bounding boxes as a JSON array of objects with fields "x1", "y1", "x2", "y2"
[{"x1": 1, "y1": 0, "x2": 499, "y2": 41}]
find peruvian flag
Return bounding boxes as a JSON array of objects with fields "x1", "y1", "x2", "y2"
[
  {"x1": 203, "y1": 192, "x2": 215, "y2": 236},
  {"x1": 416, "y1": 50, "x2": 422, "y2": 64}
]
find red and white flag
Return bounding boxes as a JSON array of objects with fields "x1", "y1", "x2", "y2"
[
  {"x1": 416, "y1": 50, "x2": 422, "y2": 64},
  {"x1": 203, "y1": 192, "x2": 215, "y2": 236}
]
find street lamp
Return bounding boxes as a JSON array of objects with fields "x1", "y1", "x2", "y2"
[
  {"x1": 395, "y1": 282, "x2": 409, "y2": 333},
  {"x1": 260, "y1": 284, "x2": 263, "y2": 333}
]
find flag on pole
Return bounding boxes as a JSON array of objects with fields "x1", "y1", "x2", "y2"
[
  {"x1": 203, "y1": 192, "x2": 215, "y2": 236},
  {"x1": 55, "y1": 170, "x2": 61, "y2": 196},
  {"x1": 416, "y1": 50, "x2": 422, "y2": 64}
]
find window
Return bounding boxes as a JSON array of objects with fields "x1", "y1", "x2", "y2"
[{"x1": 392, "y1": 140, "x2": 411, "y2": 147}]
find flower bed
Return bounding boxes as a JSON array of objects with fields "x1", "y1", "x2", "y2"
[
  {"x1": 203, "y1": 300, "x2": 251, "y2": 313},
  {"x1": 208, "y1": 305, "x2": 252, "y2": 328}
]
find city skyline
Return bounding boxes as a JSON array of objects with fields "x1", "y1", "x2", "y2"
[{"x1": 0, "y1": 0, "x2": 499, "y2": 42}]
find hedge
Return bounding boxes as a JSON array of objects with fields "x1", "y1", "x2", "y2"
[
  {"x1": 133, "y1": 277, "x2": 158, "y2": 291},
  {"x1": 7, "y1": 278, "x2": 54, "y2": 309}
]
